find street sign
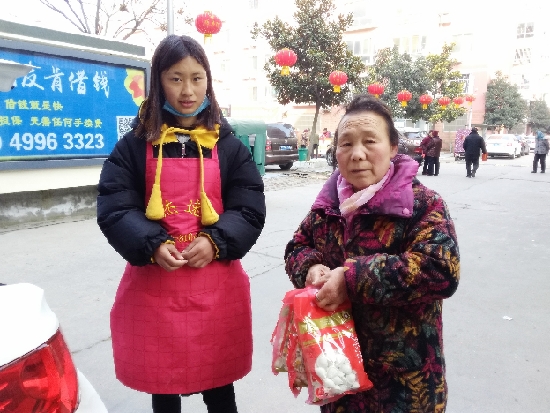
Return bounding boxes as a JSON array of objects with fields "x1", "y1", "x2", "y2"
[{"x1": 0, "y1": 47, "x2": 146, "y2": 161}]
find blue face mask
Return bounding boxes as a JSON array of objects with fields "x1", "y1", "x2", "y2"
[{"x1": 163, "y1": 96, "x2": 211, "y2": 118}]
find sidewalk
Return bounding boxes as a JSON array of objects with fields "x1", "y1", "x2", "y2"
[{"x1": 0, "y1": 153, "x2": 456, "y2": 232}]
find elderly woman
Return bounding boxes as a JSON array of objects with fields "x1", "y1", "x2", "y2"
[{"x1": 284, "y1": 95, "x2": 460, "y2": 413}]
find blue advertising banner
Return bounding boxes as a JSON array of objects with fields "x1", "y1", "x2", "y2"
[{"x1": 0, "y1": 47, "x2": 146, "y2": 161}]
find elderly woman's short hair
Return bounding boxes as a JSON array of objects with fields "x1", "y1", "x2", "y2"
[{"x1": 338, "y1": 94, "x2": 400, "y2": 147}]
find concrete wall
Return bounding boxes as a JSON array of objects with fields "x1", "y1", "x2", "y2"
[{"x1": 0, "y1": 185, "x2": 97, "y2": 233}]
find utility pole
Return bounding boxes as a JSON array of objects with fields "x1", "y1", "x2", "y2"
[{"x1": 167, "y1": 0, "x2": 174, "y2": 35}]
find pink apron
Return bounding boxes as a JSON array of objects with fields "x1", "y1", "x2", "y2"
[{"x1": 110, "y1": 142, "x2": 252, "y2": 394}]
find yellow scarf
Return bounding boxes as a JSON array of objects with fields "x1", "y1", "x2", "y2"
[{"x1": 145, "y1": 124, "x2": 220, "y2": 226}]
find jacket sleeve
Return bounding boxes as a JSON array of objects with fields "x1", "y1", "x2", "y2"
[
  {"x1": 96, "y1": 135, "x2": 170, "y2": 266},
  {"x1": 284, "y1": 211, "x2": 326, "y2": 288},
  {"x1": 200, "y1": 137, "x2": 266, "y2": 260},
  {"x1": 481, "y1": 138, "x2": 487, "y2": 154},
  {"x1": 343, "y1": 191, "x2": 460, "y2": 306},
  {"x1": 462, "y1": 137, "x2": 469, "y2": 151}
]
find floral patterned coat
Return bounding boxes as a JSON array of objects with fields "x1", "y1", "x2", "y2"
[{"x1": 284, "y1": 155, "x2": 460, "y2": 413}]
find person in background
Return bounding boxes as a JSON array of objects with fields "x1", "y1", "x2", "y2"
[
  {"x1": 420, "y1": 131, "x2": 433, "y2": 175},
  {"x1": 426, "y1": 130, "x2": 443, "y2": 176},
  {"x1": 532, "y1": 130, "x2": 549, "y2": 173},
  {"x1": 96, "y1": 34, "x2": 265, "y2": 413},
  {"x1": 285, "y1": 94, "x2": 459, "y2": 413},
  {"x1": 310, "y1": 129, "x2": 320, "y2": 159},
  {"x1": 301, "y1": 128, "x2": 310, "y2": 149},
  {"x1": 463, "y1": 127, "x2": 487, "y2": 178}
]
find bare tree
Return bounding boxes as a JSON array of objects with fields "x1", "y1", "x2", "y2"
[{"x1": 38, "y1": 0, "x2": 192, "y2": 41}]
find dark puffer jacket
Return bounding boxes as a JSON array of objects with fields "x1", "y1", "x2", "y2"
[
  {"x1": 285, "y1": 155, "x2": 460, "y2": 413},
  {"x1": 463, "y1": 130, "x2": 487, "y2": 158},
  {"x1": 97, "y1": 117, "x2": 265, "y2": 266}
]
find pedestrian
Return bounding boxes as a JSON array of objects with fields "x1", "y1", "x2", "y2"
[
  {"x1": 462, "y1": 126, "x2": 487, "y2": 177},
  {"x1": 532, "y1": 130, "x2": 549, "y2": 173},
  {"x1": 426, "y1": 130, "x2": 442, "y2": 176},
  {"x1": 301, "y1": 128, "x2": 309, "y2": 148},
  {"x1": 96, "y1": 34, "x2": 266, "y2": 413},
  {"x1": 420, "y1": 131, "x2": 433, "y2": 175},
  {"x1": 284, "y1": 94, "x2": 460, "y2": 413},
  {"x1": 310, "y1": 129, "x2": 320, "y2": 159}
]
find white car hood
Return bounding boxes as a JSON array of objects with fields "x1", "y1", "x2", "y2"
[{"x1": 0, "y1": 283, "x2": 59, "y2": 366}]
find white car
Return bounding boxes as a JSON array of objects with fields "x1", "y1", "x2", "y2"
[
  {"x1": 485, "y1": 134, "x2": 523, "y2": 159},
  {"x1": 526, "y1": 136, "x2": 536, "y2": 152},
  {"x1": 0, "y1": 283, "x2": 108, "y2": 413}
]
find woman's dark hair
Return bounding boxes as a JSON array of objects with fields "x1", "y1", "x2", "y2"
[
  {"x1": 136, "y1": 35, "x2": 221, "y2": 141},
  {"x1": 335, "y1": 94, "x2": 399, "y2": 147}
]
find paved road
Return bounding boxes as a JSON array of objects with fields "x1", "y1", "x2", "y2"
[{"x1": 1, "y1": 153, "x2": 549, "y2": 412}]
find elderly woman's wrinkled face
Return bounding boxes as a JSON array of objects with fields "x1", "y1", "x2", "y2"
[{"x1": 336, "y1": 111, "x2": 398, "y2": 191}]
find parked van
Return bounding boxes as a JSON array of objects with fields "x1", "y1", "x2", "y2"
[{"x1": 265, "y1": 123, "x2": 299, "y2": 170}]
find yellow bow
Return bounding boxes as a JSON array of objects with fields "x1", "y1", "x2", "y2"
[{"x1": 145, "y1": 124, "x2": 220, "y2": 226}]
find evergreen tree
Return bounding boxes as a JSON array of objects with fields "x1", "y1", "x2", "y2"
[
  {"x1": 251, "y1": 0, "x2": 365, "y2": 134},
  {"x1": 528, "y1": 100, "x2": 550, "y2": 133},
  {"x1": 365, "y1": 43, "x2": 466, "y2": 124},
  {"x1": 484, "y1": 71, "x2": 528, "y2": 131}
]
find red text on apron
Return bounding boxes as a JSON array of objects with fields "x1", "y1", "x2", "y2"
[{"x1": 110, "y1": 142, "x2": 252, "y2": 394}]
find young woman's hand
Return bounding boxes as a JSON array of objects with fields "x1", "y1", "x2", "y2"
[
  {"x1": 153, "y1": 243, "x2": 187, "y2": 272},
  {"x1": 314, "y1": 267, "x2": 348, "y2": 311},
  {"x1": 181, "y1": 236, "x2": 215, "y2": 268},
  {"x1": 306, "y1": 264, "x2": 331, "y2": 287}
]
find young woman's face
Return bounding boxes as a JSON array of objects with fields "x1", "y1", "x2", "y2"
[
  {"x1": 336, "y1": 111, "x2": 398, "y2": 191},
  {"x1": 160, "y1": 56, "x2": 208, "y2": 126}
]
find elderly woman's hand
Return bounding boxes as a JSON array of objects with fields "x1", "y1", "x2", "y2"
[
  {"x1": 306, "y1": 264, "x2": 331, "y2": 287},
  {"x1": 315, "y1": 267, "x2": 348, "y2": 311}
]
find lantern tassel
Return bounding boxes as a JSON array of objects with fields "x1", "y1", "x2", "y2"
[
  {"x1": 280, "y1": 66, "x2": 290, "y2": 76},
  {"x1": 401, "y1": 101, "x2": 407, "y2": 107},
  {"x1": 333, "y1": 85, "x2": 341, "y2": 93},
  {"x1": 422, "y1": 104, "x2": 427, "y2": 110}
]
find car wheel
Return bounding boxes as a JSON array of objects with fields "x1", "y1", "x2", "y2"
[
  {"x1": 510, "y1": 151, "x2": 515, "y2": 159},
  {"x1": 279, "y1": 162, "x2": 293, "y2": 170}
]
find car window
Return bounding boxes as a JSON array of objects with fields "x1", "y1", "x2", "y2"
[
  {"x1": 404, "y1": 132, "x2": 422, "y2": 139},
  {"x1": 266, "y1": 123, "x2": 295, "y2": 139}
]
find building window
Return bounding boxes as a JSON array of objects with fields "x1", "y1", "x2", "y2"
[
  {"x1": 411, "y1": 35, "x2": 427, "y2": 54},
  {"x1": 249, "y1": 0, "x2": 258, "y2": 8},
  {"x1": 347, "y1": 1, "x2": 373, "y2": 29},
  {"x1": 452, "y1": 34, "x2": 473, "y2": 54},
  {"x1": 517, "y1": 23, "x2": 534, "y2": 38},
  {"x1": 393, "y1": 36, "x2": 426, "y2": 55},
  {"x1": 451, "y1": 74, "x2": 470, "y2": 94},
  {"x1": 252, "y1": 55, "x2": 258, "y2": 70},
  {"x1": 252, "y1": 86, "x2": 257, "y2": 101},
  {"x1": 514, "y1": 48, "x2": 532, "y2": 64},
  {"x1": 346, "y1": 38, "x2": 374, "y2": 65}
]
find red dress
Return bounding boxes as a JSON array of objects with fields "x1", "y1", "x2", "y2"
[{"x1": 110, "y1": 142, "x2": 253, "y2": 394}]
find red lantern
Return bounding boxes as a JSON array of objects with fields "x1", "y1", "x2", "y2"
[
  {"x1": 453, "y1": 96, "x2": 464, "y2": 108},
  {"x1": 438, "y1": 96, "x2": 451, "y2": 109},
  {"x1": 367, "y1": 82, "x2": 385, "y2": 98},
  {"x1": 195, "y1": 11, "x2": 222, "y2": 43},
  {"x1": 274, "y1": 48, "x2": 297, "y2": 76},
  {"x1": 465, "y1": 94, "x2": 476, "y2": 105},
  {"x1": 397, "y1": 90, "x2": 412, "y2": 107},
  {"x1": 329, "y1": 70, "x2": 348, "y2": 93},
  {"x1": 419, "y1": 94, "x2": 433, "y2": 110}
]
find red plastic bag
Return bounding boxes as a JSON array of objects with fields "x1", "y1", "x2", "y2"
[
  {"x1": 271, "y1": 289, "x2": 307, "y2": 395},
  {"x1": 293, "y1": 288, "x2": 373, "y2": 405}
]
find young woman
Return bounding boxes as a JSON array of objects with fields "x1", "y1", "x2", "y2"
[
  {"x1": 285, "y1": 95, "x2": 460, "y2": 412},
  {"x1": 97, "y1": 35, "x2": 265, "y2": 413}
]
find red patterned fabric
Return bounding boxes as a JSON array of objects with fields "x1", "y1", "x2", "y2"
[{"x1": 110, "y1": 143, "x2": 252, "y2": 394}]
